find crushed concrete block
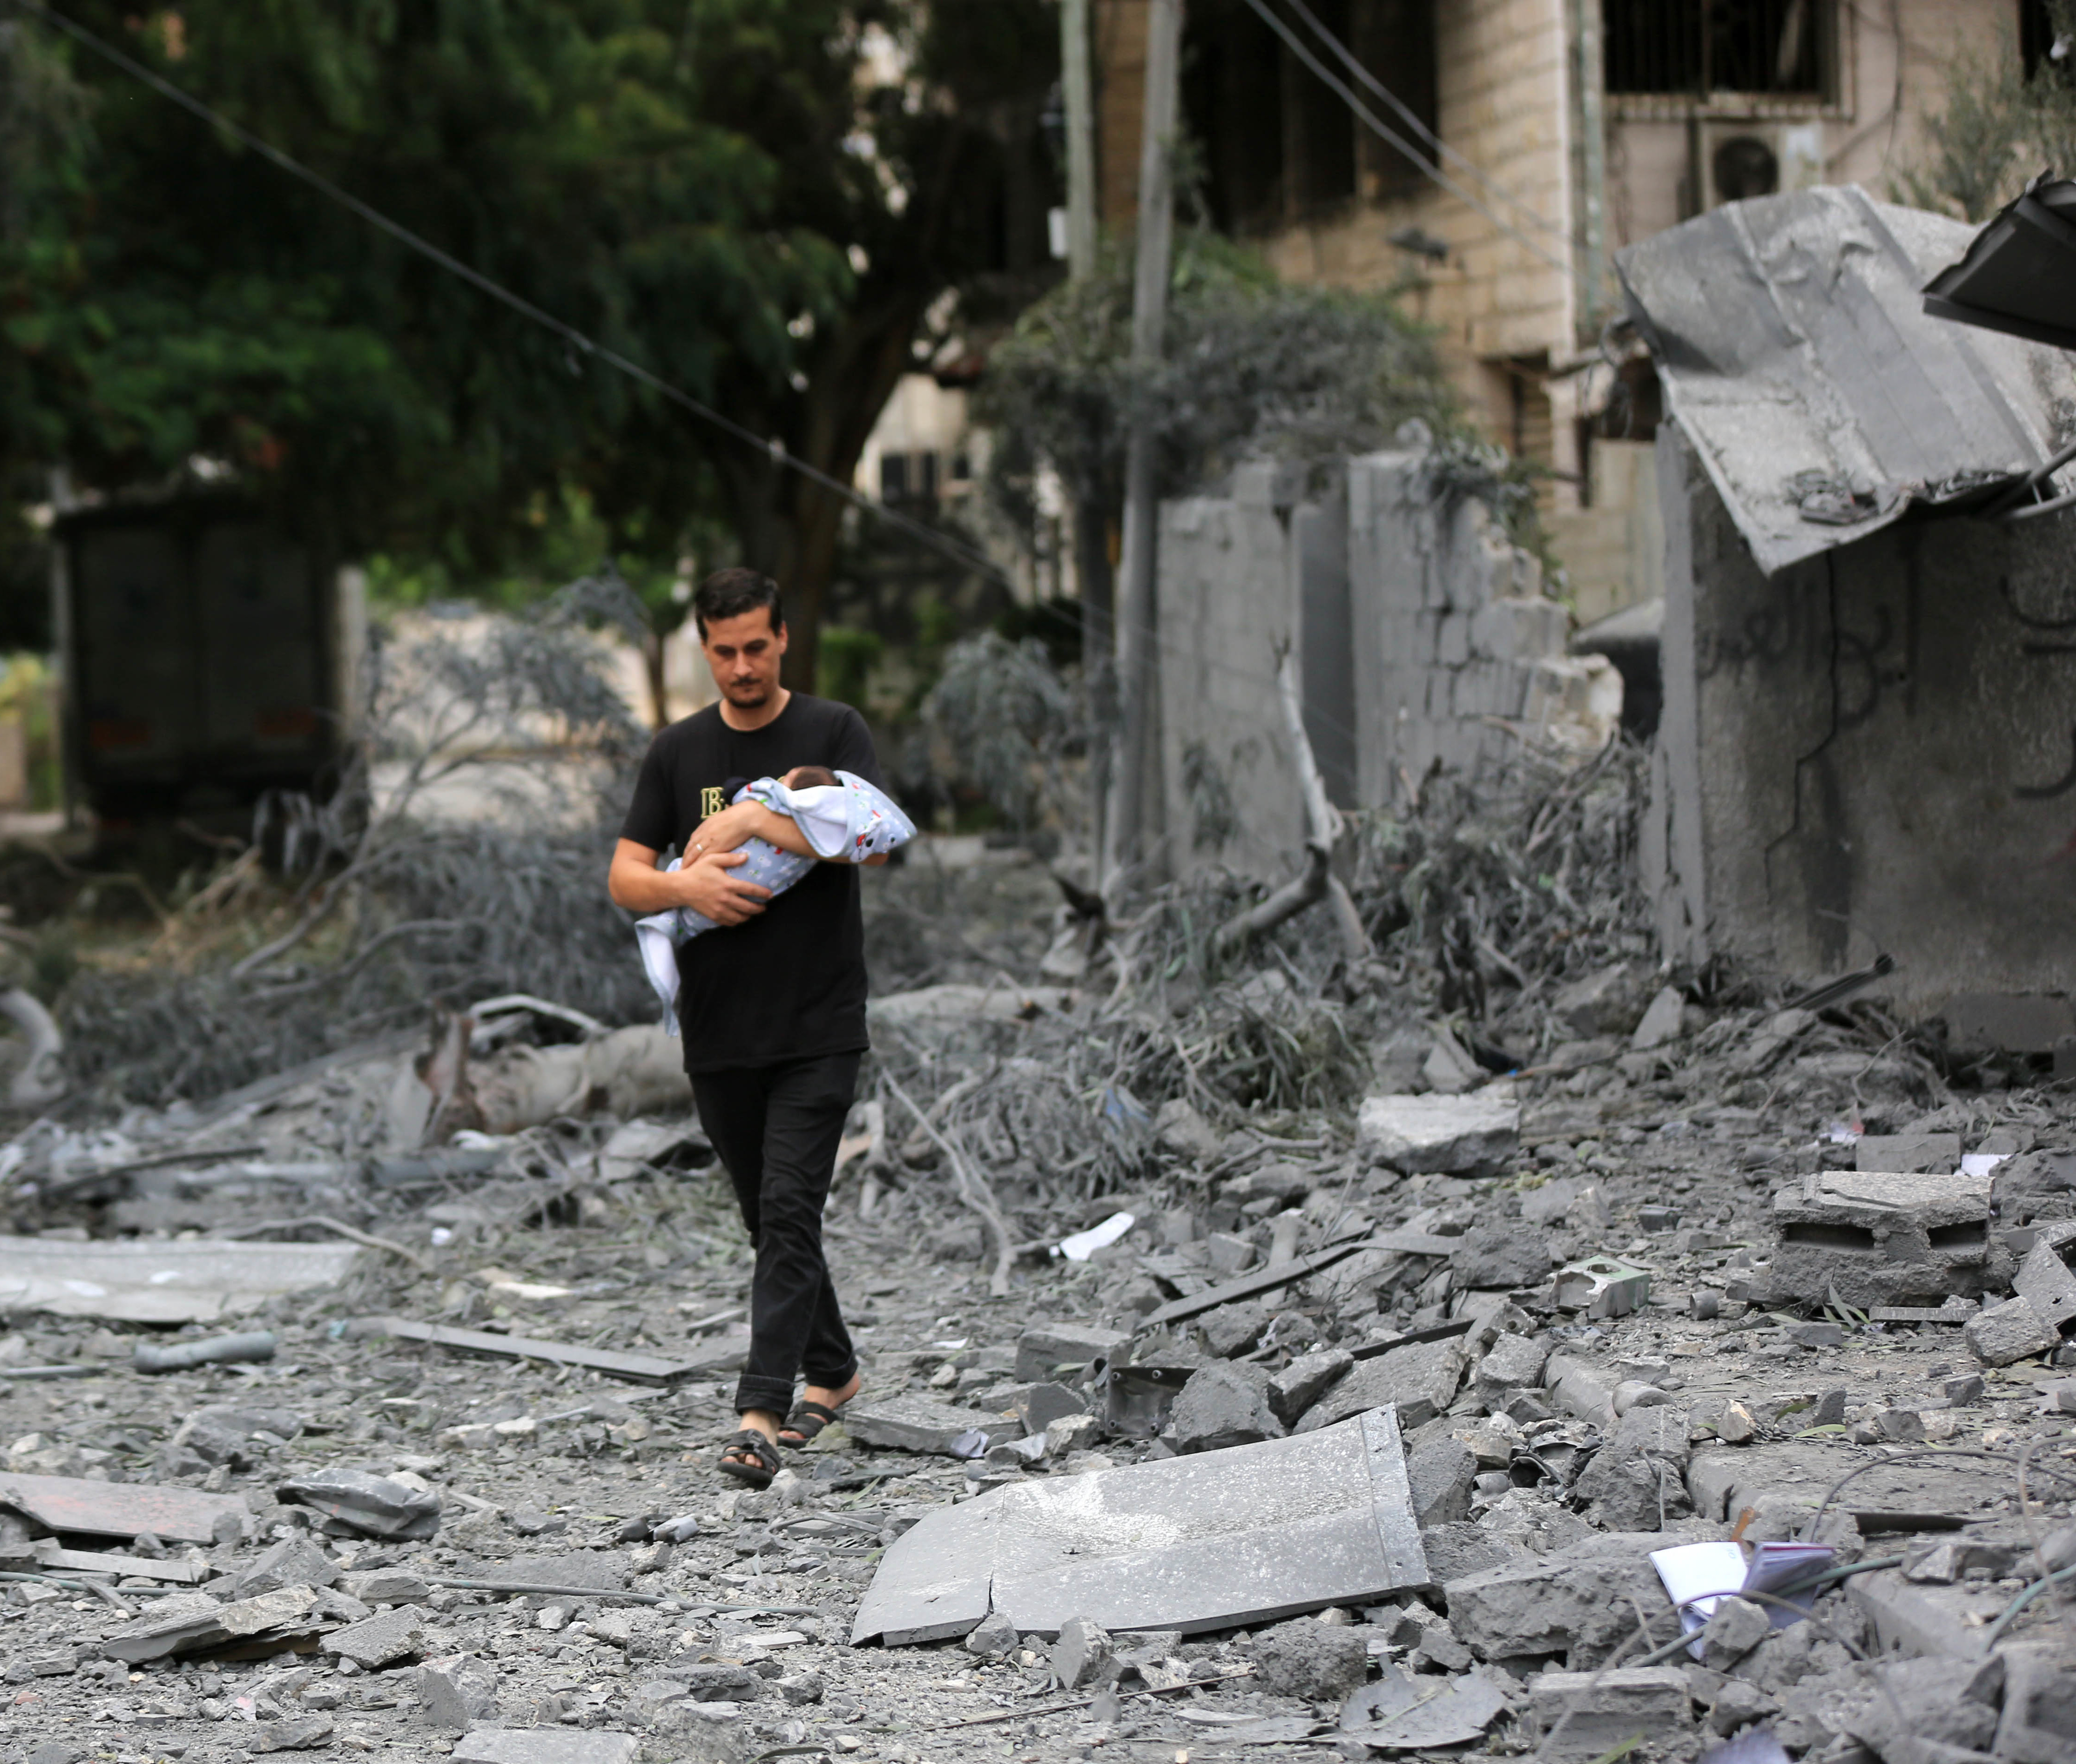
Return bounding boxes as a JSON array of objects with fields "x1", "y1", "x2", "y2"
[
  {"x1": 2014, "y1": 1236, "x2": 2076, "y2": 1329},
  {"x1": 1417, "y1": 1521, "x2": 1534, "y2": 1584},
  {"x1": 418, "y1": 1654, "x2": 499, "y2": 1731},
  {"x1": 1855, "y1": 1133, "x2": 1961, "y2": 1173},
  {"x1": 1247, "y1": 1615, "x2": 1368, "y2": 1700},
  {"x1": 339, "y1": 1569, "x2": 430, "y2": 1606},
  {"x1": 1699, "y1": 1595, "x2": 1769, "y2": 1670},
  {"x1": 1942, "y1": 1373, "x2": 1985, "y2": 1406},
  {"x1": 964, "y1": 1612, "x2": 1018, "y2": 1658},
  {"x1": 775, "y1": 1671, "x2": 823, "y2": 1705},
  {"x1": 1629, "y1": 987, "x2": 1685, "y2": 1051},
  {"x1": 1154, "y1": 1098, "x2": 1222, "y2": 1163},
  {"x1": 1166, "y1": 1363, "x2": 1283, "y2": 1454},
  {"x1": 1475, "y1": 1333, "x2": 1551, "y2": 1404},
  {"x1": 1014, "y1": 1323, "x2": 1131, "y2": 1383},
  {"x1": 844, "y1": 1395, "x2": 1008, "y2": 1455},
  {"x1": 1706, "y1": 1678, "x2": 1779, "y2": 1736},
  {"x1": 1575, "y1": 1403, "x2": 1691, "y2": 1532},
  {"x1": 1846, "y1": 1655, "x2": 2006, "y2": 1760},
  {"x1": 451, "y1": 1732, "x2": 640, "y2": 1764},
  {"x1": 1203, "y1": 1232, "x2": 1256, "y2": 1274},
  {"x1": 1450, "y1": 1227, "x2": 1557, "y2": 1290},
  {"x1": 1301, "y1": 1334, "x2": 1468, "y2": 1432},
  {"x1": 1447, "y1": 1535, "x2": 1675, "y2": 1668},
  {"x1": 101, "y1": 1586, "x2": 320, "y2": 1663},
  {"x1": 1965, "y1": 1294, "x2": 2060, "y2": 1367},
  {"x1": 247, "y1": 1717, "x2": 334, "y2": 1753},
  {"x1": 1542, "y1": 1349, "x2": 1618, "y2": 1427},
  {"x1": 1995, "y1": 1642, "x2": 2076, "y2": 1764},
  {"x1": 1050, "y1": 1616, "x2": 1115, "y2": 1689},
  {"x1": 1013, "y1": 1383, "x2": 1087, "y2": 1435},
  {"x1": 1528, "y1": 1666, "x2": 1691, "y2": 1760},
  {"x1": 1771, "y1": 1169, "x2": 1996, "y2": 1308},
  {"x1": 1406, "y1": 1435, "x2": 1477, "y2": 1527},
  {"x1": 1267, "y1": 1347, "x2": 1352, "y2": 1426},
  {"x1": 1356, "y1": 1093, "x2": 1519, "y2": 1174},
  {"x1": 322, "y1": 1603, "x2": 427, "y2": 1670},
  {"x1": 1223, "y1": 1161, "x2": 1314, "y2": 1204},
  {"x1": 1043, "y1": 1412, "x2": 1102, "y2": 1455},
  {"x1": 1551, "y1": 964, "x2": 1651, "y2": 1037},
  {"x1": 229, "y1": 1536, "x2": 338, "y2": 1599}
]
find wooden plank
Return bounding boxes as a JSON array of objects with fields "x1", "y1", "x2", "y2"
[
  {"x1": 1139, "y1": 1226, "x2": 1457, "y2": 1330},
  {"x1": 363, "y1": 1316, "x2": 732, "y2": 1386}
]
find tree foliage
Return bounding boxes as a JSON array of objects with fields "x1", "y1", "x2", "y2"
[
  {"x1": 0, "y1": 2, "x2": 1058, "y2": 682},
  {"x1": 975, "y1": 231, "x2": 1450, "y2": 545},
  {"x1": 1895, "y1": 4, "x2": 2076, "y2": 221}
]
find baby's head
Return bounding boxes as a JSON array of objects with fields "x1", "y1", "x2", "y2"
[{"x1": 784, "y1": 765, "x2": 838, "y2": 790}]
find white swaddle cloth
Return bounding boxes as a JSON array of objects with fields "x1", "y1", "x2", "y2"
[{"x1": 634, "y1": 771, "x2": 915, "y2": 1030}]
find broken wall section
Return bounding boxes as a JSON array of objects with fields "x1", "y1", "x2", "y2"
[
  {"x1": 1155, "y1": 447, "x2": 1621, "y2": 884},
  {"x1": 1645, "y1": 424, "x2": 2076, "y2": 1012}
]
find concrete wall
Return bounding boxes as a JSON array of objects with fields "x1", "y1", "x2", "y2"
[
  {"x1": 1156, "y1": 450, "x2": 1619, "y2": 884},
  {"x1": 1645, "y1": 426, "x2": 2076, "y2": 1010}
]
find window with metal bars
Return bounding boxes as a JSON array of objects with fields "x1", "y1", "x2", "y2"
[{"x1": 1604, "y1": 0, "x2": 1831, "y2": 99}]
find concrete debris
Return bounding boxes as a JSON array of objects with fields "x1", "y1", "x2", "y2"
[
  {"x1": 132, "y1": 1328, "x2": 277, "y2": 1372},
  {"x1": 1302, "y1": 1334, "x2": 1469, "y2": 1431},
  {"x1": 843, "y1": 1394, "x2": 1007, "y2": 1455},
  {"x1": 451, "y1": 1732, "x2": 640, "y2": 1764},
  {"x1": 1247, "y1": 1614, "x2": 1368, "y2": 1699},
  {"x1": 1341, "y1": 1662, "x2": 1508, "y2": 1749},
  {"x1": 1357, "y1": 1092, "x2": 1520, "y2": 1173},
  {"x1": 1166, "y1": 1362, "x2": 1283, "y2": 1453},
  {"x1": 852, "y1": 1409, "x2": 1428, "y2": 1644},
  {"x1": 321, "y1": 1602, "x2": 428, "y2": 1669},
  {"x1": 1550, "y1": 1255, "x2": 1651, "y2": 1319},
  {"x1": 101, "y1": 1586, "x2": 322, "y2": 1663},
  {"x1": 1769, "y1": 1169, "x2": 1997, "y2": 1308},
  {"x1": 1528, "y1": 1665, "x2": 1692, "y2": 1760},
  {"x1": 1965, "y1": 1294, "x2": 2061, "y2": 1367},
  {"x1": 1049, "y1": 1615, "x2": 1116, "y2": 1689},
  {"x1": 277, "y1": 1468, "x2": 443, "y2": 1538},
  {"x1": 0, "y1": 1235, "x2": 359, "y2": 1322}
]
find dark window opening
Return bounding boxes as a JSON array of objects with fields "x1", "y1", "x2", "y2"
[
  {"x1": 880, "y1": 454, "x2": 910, "y2": 501},
  {"x1": 1180, "y1": 0, "x2": 1437, "y2": 233},
  {"x1": 1605, "y1": 0, "x2": 1831, "y2": 99},
  {"x1": 2022, "y1": 0, "x2": 2063, "y2": 77}
]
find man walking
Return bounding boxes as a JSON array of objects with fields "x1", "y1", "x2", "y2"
[{"x1": 608, "y1": 567, "x2": 885, "y2": 1486}]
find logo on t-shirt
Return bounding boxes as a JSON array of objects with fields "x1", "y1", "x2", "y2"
[{"x1": 700, "y1": 786, "x2": 725, "y2": 819}]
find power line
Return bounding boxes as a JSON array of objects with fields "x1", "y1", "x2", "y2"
[
  {"x1": 1236, "y1": 0, "x2": 1588, "y2": 290},
  {"x1": 1275, "y1": 0, "x2": 1575, "y2": 247},
  {"x1": 16, "y1": 0, "x2": 1391, "y2": 759},
  {"x1": 12, "y1": 0, "x2": 1012, "y2": 590}
]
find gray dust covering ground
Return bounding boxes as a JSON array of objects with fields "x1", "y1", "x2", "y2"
[{"x1": 0, "y1": 808, "x2": 2071, "y2": 1764}]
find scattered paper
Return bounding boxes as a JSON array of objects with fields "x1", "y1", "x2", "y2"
[
  {"x1": 1650, "y1": 1539, "x2": 1833, "y2": 1658},
  {"x1": 1054, "y1": 1211, "x2": 1135, "y2": 1262}
]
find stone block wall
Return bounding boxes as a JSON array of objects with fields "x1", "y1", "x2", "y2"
[{"x1": 1155, "y1": 448, "x2": 1618, "y2": 884}]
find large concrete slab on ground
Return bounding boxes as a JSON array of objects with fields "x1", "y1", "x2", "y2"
[
  {"x1": 851, "y1": 1407, "x2": 1429, "y2": 1646},
  {"x1": 0, "y1": 1235, "x2": 358, "y2": 1323}
]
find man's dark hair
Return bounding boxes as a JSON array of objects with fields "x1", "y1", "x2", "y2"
[{"x1": 694, "y1": 567, "x2": 783, "y2": 638}]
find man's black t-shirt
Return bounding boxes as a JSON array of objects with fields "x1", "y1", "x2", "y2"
[{"x1": 619, "y1": 694, "x2": 885, "y2": 1075}]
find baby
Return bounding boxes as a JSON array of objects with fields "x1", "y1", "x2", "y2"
[{"x1": 634, "y1": 765, "x2": 915, "y2": 1027}]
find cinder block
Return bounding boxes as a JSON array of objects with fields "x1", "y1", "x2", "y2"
[{"x1": 1771, "y1": 1169, "x2": 1998, "y2": 1307}]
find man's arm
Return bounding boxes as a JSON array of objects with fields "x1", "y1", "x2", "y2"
[
  {"x1": 692, "y1": 800, "x2": 890, "y2": 866},
  {"x1": 607, "y1": 840, "x2": 772, "y2": 924}
]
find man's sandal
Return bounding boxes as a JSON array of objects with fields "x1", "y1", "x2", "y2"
[
  {"x1": 718, "y1": 1430, "x2": 781, "y2": 1488},
  {"x1": 779, "y1": 1400, "x2": 842, "y2": 1448}
]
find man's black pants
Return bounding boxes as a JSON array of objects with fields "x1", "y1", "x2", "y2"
[{"x1": 691, "y1": 1051, "x2": 860, "y2": 1418}]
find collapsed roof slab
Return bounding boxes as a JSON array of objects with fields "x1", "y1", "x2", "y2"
[{"x1": 850, "y1": 1407, "x2": 1429, "y2": 1647}]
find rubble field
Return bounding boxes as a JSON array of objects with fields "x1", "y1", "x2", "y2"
[{"x1": 0, "y1": 842, "x2": 2071, "y2": 1764}]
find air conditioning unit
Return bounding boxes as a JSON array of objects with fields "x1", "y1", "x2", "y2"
[{"x1": 1704, "y1": 121, "x2": 1824, "y2": 209}]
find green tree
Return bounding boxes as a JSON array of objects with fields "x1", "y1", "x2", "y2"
[
  {"x1": 1895, "y1": 3, "x2": 2076, "y2": 221},
  {"x1": 0, "y1": 1, "x2": 1059, "y2": 686}
]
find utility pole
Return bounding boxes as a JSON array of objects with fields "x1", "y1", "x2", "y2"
[
  {"x1": 1060, "y1": 0, "x2": 1098, "y2": 282},
  {"x1": 1059, "y1": 0, "x2": 1112, "y2": 894},
  {"x1": 1103, "y1": 0, "x2": 1181, "y2": 903}
]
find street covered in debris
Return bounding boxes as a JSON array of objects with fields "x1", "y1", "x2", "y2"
[{"x1": 2, "y1": 4, "x2": 2076, "y2": 1764}]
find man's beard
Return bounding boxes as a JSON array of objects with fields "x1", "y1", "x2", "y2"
[{"x1": 726, "y1": 679, "x2": 771, "y2": 703}]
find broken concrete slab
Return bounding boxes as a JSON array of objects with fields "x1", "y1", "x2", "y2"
[
  {"x1": 1995, "y1": 1642, "x2": 2076, "y2": 1764},
  {"x1": 1267, "y1": 1347, "x2": 1352, "y2": 1426},
  {"x1": 1446, "y1": 1534, "x2": 1678, "y2": 1668},
  {"x1": 1964, "y1": 1294, "x2": 2060, "y2": 1366},
  {"x1": 0, "y1": 1236, "x2": 358, "y2": 1323},
  {"x1": 1475, "y1": 1333, "x2": 1551, "y2": 1403},
  {"x1": 246, "y1": 1716, "x2": 335, "y2": 1753},
  {"x1": 851, "y1": 1408, "x2": 1429, "y2": 1645},
  {"x1": 0, "y1": 1470, "x2": 247, "y2": 1544},
  {"x1": 101, "y1": 1586, "x2": 321, "y2": 1663},
  {"x1": 1449, "y1": 1226, "x2": 1557, "y2": 1290},
  {"x1": 1013, "y1": 1322, "x2": 1132, "y2": 1382},
  {"x1": 843, "y1": 1395, "x2": 1009, "y2": 1456},
  {"x1": 1049, "y1": 1615, "x2": 1116, "y2": 1689},
  {"x1": 360, "y1": 1316, "x2": 718, "y2": 1386},
  {"x1": 1769, "y1": 1169, "x2": 1996, "y2": 1308},
  {"x1": 1341, "y1": 1663, "x2": 1508, "y2": 1750},
  {"x1": 1628, "y1": 987, "x2": 1685, "y2": 1052},
  {"x1": 1528, "y1": 1665, "x2": 1691, "y2": 1760},
  {"x1": 1166, "y1": 1363, "x2": 1283, "y2": 1454},
  {"x1": 1302, "y1": 1334, "x2": 1469, "y2": 1432},
  {"x1": 229, "y1": 1536, "x2": 339, "y2": 1599},
  {"x1": 451, "y1": 1732, "x2": 640, "y2": 1764},
  {"x1": 2013, "y1": 1236, "x2": 2076, "y2": 1330},
  {"x1": 277, "y1": 1469, "x2": 441, "y2": 1540},
  {"x1": 1247, "y1": 1615, "x2": 1367, "y2": 1699},
  {"x1": 321, "y1": 1603, "x2": 427, "y2": 1670},
  {"x1": 1357, "y1": 1093, "x2": 1519, "y2": 1174},
  {"x1": 1550, "y1": 1257, "x2": 1651, "y2": 1319}
]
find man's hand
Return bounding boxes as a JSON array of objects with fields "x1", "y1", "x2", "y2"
[
  {"x1": 689, "y1": 799, "x2": 796, "y2": 857},
  {"x1": 677, "y1": 851, "x2": 772, "y2": 925},
  {"x1": 608, "y1": 838, "x2": 771, "y2": 922}
]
